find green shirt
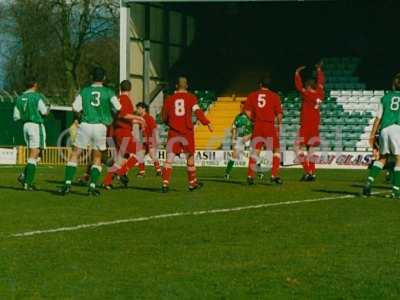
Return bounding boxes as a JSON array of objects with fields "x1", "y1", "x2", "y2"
[
  {"x1": 233, "y1": 113, "x2": 253, "y2": 137},
  {"x1": 14, "y1": 91, "x2": 48, "y2": 124},
  {"x1": 73, "y1": 85, "x2": 120, "y2": 126},
  {"x1": 378, "y1": 91, "x2": 400, "y2": 130}
]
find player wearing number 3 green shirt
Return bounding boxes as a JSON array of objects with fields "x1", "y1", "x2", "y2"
[
  {"x1": 363, "y1": 73, "x2": 400, "y2": 198},
  {"x1": 14, "y1": 78, "x2": 49, "y2": 191},
  {"x1": 60, "y1": 67, "x2": 121, "y2": 196}
]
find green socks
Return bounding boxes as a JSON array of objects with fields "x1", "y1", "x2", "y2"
[
  {"x1": 64, "y1": 162, "x2": 78, "y2": 185},
  {"x1": 367, "y1": 161, "x2": 384, "y2": 185},
  {"x1": 225, "y1": 159, "x2": 235, "y2": 175},
  {"x1": 89, "y1": 165, "x2": 102, "y2": 189},
  {"x1": 392, "y1": 167, "x2": 400, "y2": 195},
  {"x1": 25, "y1": 159, "x2": 37, "y2": 185}
]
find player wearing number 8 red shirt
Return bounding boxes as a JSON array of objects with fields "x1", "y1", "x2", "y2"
[
  {"x1": 245, "y1": 75, "x2": 283, "y2": 185},
  {"x1": 295, "y1": 62, "x2": 325, "y2": 181},
  {"x1": 161, "y1": 76, "x2": 213, "y2": 193}
]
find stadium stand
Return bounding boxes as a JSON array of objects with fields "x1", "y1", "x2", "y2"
[
  {"x1": 195, "y1": 96, "x2": 241, "y2": 149},
  {"x1": 189, "y1": 57, "x2": 379, "y2": 151},
  {"x1": 281, "y1": 91, "x2": 377, "y2": 151},
  {"x1": 323, "y1": 57, "x2": 366, "y2": 91}
]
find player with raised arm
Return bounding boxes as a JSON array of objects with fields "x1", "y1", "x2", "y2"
[
  {"x1": 59, "y1": 67, "x2": 121, "y2": 196},
  {"x1": 224, "y1": 100, "x2": 253, "y2": 180},
  {"x1": 295, "y1": 62, "x2": 325, "y2": 181},
  {"x1": 102, "y1": 80, "x2": 145, "y2": 189},
  {"x1": 14, "y1": 78, "x2": 49, "y2": 191},
  {"x1": 245, "y1": 75, "x2": 283, "y2": 185},
  {"x1": 161, "y1": 76, "x2": 213, "y2": 193},
  {"x1": 362, "y1": 73, "x2": 400, "y2": 198},
  {"x1": 136, "y1": 102, "x2": 162, "y2": 177}
]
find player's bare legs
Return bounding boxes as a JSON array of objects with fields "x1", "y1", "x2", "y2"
[
  {"x1": 186, "y1": 152, "x2": 202, "y2": 191},
  {"x1": 104, "y1": 153, "x2": 138, "y2": 188},
  {"x1": 60, "y1": 146, "x2": 83, "y2": 195},
  {"x1": 297, "y1": 143, "x2": 308, "y2": 180},
  {"x1": 137, "y1": 148, "x2": 160, "y2": 177},
  {"x1": 247, "y1": 148, "x2": 261, "y2": 185},
  {"x1": 161, "y1": 152, "x2": 175, "y2": 192},
  {"x1": 248, "y1": 137, "x2": 282, "y2": 185},
  {"x1": 137, "y1": 149, "x2": 146, "y2": 177},
  {"x1": 270, "y1": 148, "x2": 283, "y2": 184},
  {"x1": 392, "y1": 155, "x2": 400, "y2": 198},
  {"x1": 87, "y1": 149, "x2": 103, "y2": 195},
  {"x1": 225, "y1": 135, "x2": 250, "y2": 180},
  {"x1": 20, "y1": 148, "x2": 41, "y2": 190},
  {"x1": 363, "y1": 155, "x2": 387, "y2": 197},
  {"x1": 148, "y1": 148, "x2": 161, "y2": 175}
]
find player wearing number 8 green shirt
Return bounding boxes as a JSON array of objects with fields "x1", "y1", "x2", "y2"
[
  {"x1": 14, "y1": 78, "x2": 49, "y2": 191},
  {"x1": 60, "y1": 67, "x2": 121, "y2": 196},
  {"x1": 224, "y1": 101, "x2": 253, "y2": 180},
  {"x1": 363, "y1": 73, "x2": 400, "y2": 198}
]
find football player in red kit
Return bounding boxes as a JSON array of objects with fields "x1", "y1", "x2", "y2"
[
  {"x1": 295, "y1": 62, "x2": 325, "y2": 181},
  {"x1": 103, "y1": 80, "x2": 145, "y2": 189},
  {"x1": 161, "y1": 76, "x2": 213, "y2": 193},
  {"x1": 245, "y1": 75, "x2": 283, "y2": 185},
  {"x1": 136, "y1": 102, "x2": 162, "y2": 177}
]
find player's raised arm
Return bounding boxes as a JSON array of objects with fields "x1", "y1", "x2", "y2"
[
  {"x1": 295, "y1": 66, "x2": 306, "y2": 92},
  {"x1": 192, "y1": 98, "x2": 213, "y2": 132},
  {"x1": 369, "y1": 101, "x2": 383, "y2": 147},
  {"x1": 161, "y1": 97, "x2": 170, "y2": 125},
  {"x1": 244, "y1": 95, "x2": 253, "y2": 120},
  {"x1": 316, "y1": 62, "x2": 325, "y2": 89}
]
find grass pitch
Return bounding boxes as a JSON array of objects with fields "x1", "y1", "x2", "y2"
[{"x1": 0, "y1": 166, "x2": 399, "y2": 299}]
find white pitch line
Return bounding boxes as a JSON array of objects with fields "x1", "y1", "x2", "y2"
[{"x1": 10, "y1": 194, "x2": 358, "y2": 238}]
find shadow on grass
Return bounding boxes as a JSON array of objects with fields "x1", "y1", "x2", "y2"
[
  {"x1": 312, "y1": 189, "x2": 360, "y2": 196},
  {"x1": 0, "y1": 185, "x2": 88, "y2": 197},
  {"x1": 201, "y1": 178, "x2": 245, "y2": 186},
  {"x1": 46, "y1": 179, "x2": 86, "y2": 188},
  {"x1": 350, "y1": 183, "x2": 391, "y2": 190}
]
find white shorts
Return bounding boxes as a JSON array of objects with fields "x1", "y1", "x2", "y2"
[
  {"x1": 75, "y1": 122, "x2": 107, "y2": 151},
  {"x1": 379, "y1": 124, "x2": 400, "y2": 155},
  {"x1": 23, "y1": 122, "x2": 46, "y2": 149},
  {"x1": 233, "y1": 135, "x2": 251, "y2": 152}
]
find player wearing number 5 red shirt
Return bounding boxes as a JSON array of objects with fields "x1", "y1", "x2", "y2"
[
  {"x1": 245, "y1": 75, "x2": 283, "y2": 185},
  {"x1": 161, "y1": 76, "x2": 213, "y2": 193},
  {"x1": 295, "y1": 63, "x2": 325, "y2": 181}
]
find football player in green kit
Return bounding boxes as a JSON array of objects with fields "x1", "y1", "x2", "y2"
[
  {"x1": 363, "y1": 73, "x2": 400, "y2": 198},
  {"x1": 60, "y1": 67, "x2": 121, "y2": 196},
  {"x1": 14, "y1": 78, "x2": 49, "y2": 191},
  {"x1": 224, "y1": 101, "x2": 253, "y2": 180}
]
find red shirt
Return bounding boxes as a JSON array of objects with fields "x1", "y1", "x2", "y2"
[
  {"x1": 295, "y1": 68, "x2": 325, "y2": 125},
  {"x1": 162, "y1": 91, "x2": 210, "y2": 134},
  {"x1": 114, "y1": 94, "x2": 134, "y2": 132},
  {"x1": 245, "y1": 88, "x2": 282, "y2": 123},
  {"x1": 142, "y1": 113, "x2": 157, "y2": 139}
]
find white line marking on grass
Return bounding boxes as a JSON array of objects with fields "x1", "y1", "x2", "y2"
[{"x1": 10, "y1": 194, "x2": 360, "y2": 238}]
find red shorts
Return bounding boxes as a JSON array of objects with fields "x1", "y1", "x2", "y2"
[
  {"x1": 251, "y1": 122, "x2": 280, "y2": 150},
  {"x1": 113, "y1": 129, "x2": 137, "y2": 157},
  {"x1": 297, "y1": 124, "x2": 320, "y2": 147},
  {"x1": 167, "y1": 129, "x2": 195, "y2": 155}
]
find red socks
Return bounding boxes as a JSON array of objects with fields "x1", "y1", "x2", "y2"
[
  {"x1": 272, "y1": 155, "x2": 280, "y2": 178},
  {"x1": 117, "y1": 156, "x2": 138, "y2": 176},
  {"x1": 154, "y1": 161, "x2": 161, "y2": 173},
  {"x1": 247, "y1": 157, "x2": 257, "y2": 178},
  {"x1": 187, "y1": 164, "x2": 197, "y2": 186},
  {"x1": 299, "y1": 152, "x2": 310, "y2": 174},
  {"x1": 162, "y1": 167, "x2": 172, "y2": 186}
]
